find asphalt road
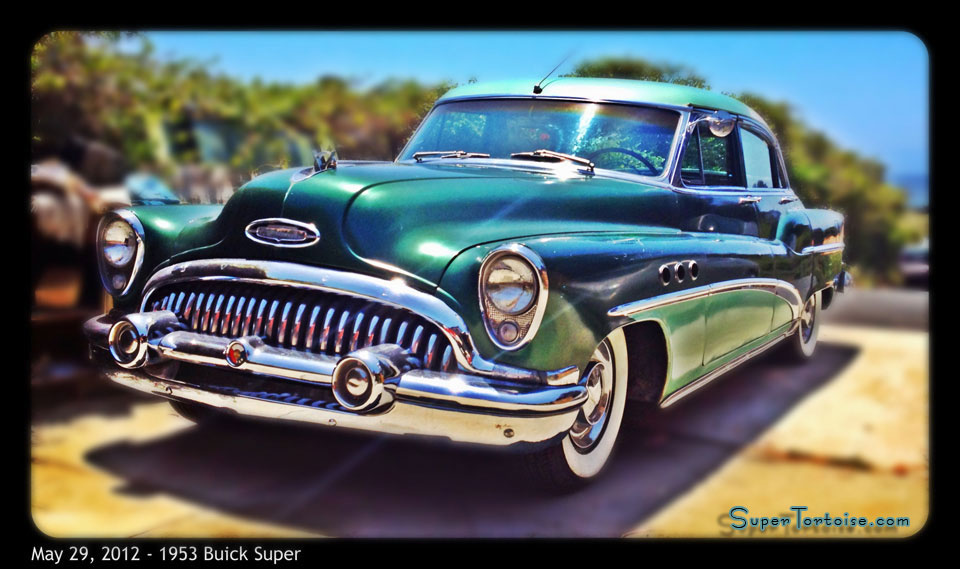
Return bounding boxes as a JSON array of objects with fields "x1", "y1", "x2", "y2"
[
  {"x1": 32, "y1": 288, "x2": 925, "y2": 537},
  {"x1": 821, "y1": 287, "x2": 928, "y2": 330}
]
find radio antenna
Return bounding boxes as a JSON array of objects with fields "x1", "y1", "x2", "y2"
[{"x1": 533, "y1": 49, "x2": 576, "y2": 94}]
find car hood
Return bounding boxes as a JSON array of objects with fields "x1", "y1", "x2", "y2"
[{"x1": 183, "y1": 162, "x2": 680, "y2": 288}]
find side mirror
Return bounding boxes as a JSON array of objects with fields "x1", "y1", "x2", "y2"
[{"x1": 687, "y1": 110, "x2": 737, "y2": 138}]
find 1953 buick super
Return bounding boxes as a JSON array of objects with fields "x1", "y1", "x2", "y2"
[{"x1": 84, "y1": 78, "x2": 849, "y2": 490}]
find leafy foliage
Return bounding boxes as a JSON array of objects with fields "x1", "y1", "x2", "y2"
[
  {"x1": 567, "y1": 57, "x2": 710, "y2": 89},
  {"x1": 30, "y1": 33, "x2": 918, "y2": 281}
]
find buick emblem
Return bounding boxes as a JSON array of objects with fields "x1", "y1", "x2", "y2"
[{"x1": 245, "y1": 218, "x2": 320, "y2": 248}]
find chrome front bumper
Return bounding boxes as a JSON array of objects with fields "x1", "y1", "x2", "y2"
[{"x1": 85, "y1": 313, "x2": 587, "y2": 447}]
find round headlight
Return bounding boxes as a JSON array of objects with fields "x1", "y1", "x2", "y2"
[
  {"x1": 102, "y1": 219, "x2": 137, "y2": 268},
  {"x1": 97, "y1": 211, "x2": 144, "y2": 297},
  {"x1": 482, "y1": 255, "x2": 537, "y2": 315}
]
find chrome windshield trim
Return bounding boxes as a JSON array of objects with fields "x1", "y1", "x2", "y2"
[
  {"x1": 140, "y1": 259, "x2": 572, "y2": 383},
  {"x1": 396, "y1": 96, "x2": 687, "y2": 186},
  {"x1": 608, "y1": 277, "x2": 803, "y2": 321}
]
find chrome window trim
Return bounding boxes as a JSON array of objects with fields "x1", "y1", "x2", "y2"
[
  {"x1": 139, "y1": 259, "x2": 576, "y2": 384},
  {"x1": 97, "y1": 209, "x2": 146, "y2": 297},
  {"x1": 672, "y1": 111, "x2": 796, "y2": 197},
  {"x1": 477, "y1": 243, "x2": 550, "y2": 352},
  {"x1": 608, "y1": 277, "x2": 803, "y2": 321}
]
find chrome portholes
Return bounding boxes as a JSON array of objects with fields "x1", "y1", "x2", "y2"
[{"x1": 658, "y1": 260, "x2": 699, "y2": 286}]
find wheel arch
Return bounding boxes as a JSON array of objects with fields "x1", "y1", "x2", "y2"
[{"x1": 619, "y1": 319, "x2": 670, "y2": 404}]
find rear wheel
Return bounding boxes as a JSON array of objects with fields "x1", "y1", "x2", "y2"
[{"x1": 522, "y1": 329, "x2": 628, "y2": 492}]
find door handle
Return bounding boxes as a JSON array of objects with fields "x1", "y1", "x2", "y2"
[
  {"x1": 738, "y1": 196, "x2": 761, "y2": 204},
  {"x1": 778, "y1": 196, "x2": 798, "y2": 204}
]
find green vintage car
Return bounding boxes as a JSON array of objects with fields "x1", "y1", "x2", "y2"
[{"x1": 84, "y1": 78, "x2": 850, "y2": 490}]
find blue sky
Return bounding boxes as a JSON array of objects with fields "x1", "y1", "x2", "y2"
[{"x1": 128, "y1": 31, "x2": 928, "y2": 188}]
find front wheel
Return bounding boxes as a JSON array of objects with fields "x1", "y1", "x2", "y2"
[
  {"x1": 784, "y1": 290, "x2": 821, "y2": 361},
  {"x1": 522, "y1": 329, "x2": 629, "y2": 492}
]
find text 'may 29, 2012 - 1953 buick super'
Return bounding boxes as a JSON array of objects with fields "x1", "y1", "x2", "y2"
[{"x1": 84, "y1": 77, "x2": 850, "y2": 490}]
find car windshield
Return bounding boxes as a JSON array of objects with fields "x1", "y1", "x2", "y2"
[{"x1": 398, "y1": 99, "x2": 681, "y2": 177}]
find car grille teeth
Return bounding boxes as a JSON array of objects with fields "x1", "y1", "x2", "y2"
[{"x1": 147, "y1": 281, "x2": 457, "y2": 371}]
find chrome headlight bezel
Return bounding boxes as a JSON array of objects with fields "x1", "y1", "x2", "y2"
[
  {"x1": 478, "y1": 244, "x2": 548, "y2": 351},
  {"x1": 96, "y1": 210, "x2": 145, "y2": 297}
]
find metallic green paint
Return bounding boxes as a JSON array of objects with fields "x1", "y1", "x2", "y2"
[{"x1": 111, "y1": 84, "x2": 845, "y2": 404}]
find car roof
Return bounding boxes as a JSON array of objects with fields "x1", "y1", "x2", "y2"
[{"x1": 437, "y1": 77, "x2": 768, "y2": 127}]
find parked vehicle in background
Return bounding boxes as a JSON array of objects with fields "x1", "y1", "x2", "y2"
[
  {"x1": 899, "y1": 238, "x2": 929, "y2": 288},
  {"x1": 84, "y1": 78, "x2": 850, "y2": 491},
  {"x1": 31, "y1": 161, "x2": 179, "y2": 311}
]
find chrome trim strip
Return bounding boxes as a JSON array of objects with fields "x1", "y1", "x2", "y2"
[
  {"x1": 478, "y1": 243, "x2": 550, "y2": 351},
  {"x1": 105, "y1": 369, "x2": 582, "y2": 447},
  {"x1": 244, "y1": 218, "x2": 320, "y2": 248},
  {"x1": 660, "y1": 328, "x2": 792, "y2": 408},
  {"x1": 608, "y1": 277, "x2": 803, "y2": 321},
  {"x1": 394, "y1": 370, "x2": 586, "y2": 414},
  {"x1": 800, "y1": 243, "x2": 845, "y2": 255},
  {"x1": 140, "y1": 259, "x2": 574, "y2": 383},
  {"x1": 157, "y1": 332, "x2": 338, "y2": 385}
]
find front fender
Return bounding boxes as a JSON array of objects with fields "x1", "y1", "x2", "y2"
[
  {"x1": 438, "y1": 229, "x2": 776, "y2": 375},
  {"x1": 112, "y1": 204, "x2": 224, "y2": 309}
]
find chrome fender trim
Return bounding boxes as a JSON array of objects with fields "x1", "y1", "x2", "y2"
[{"x1": 607, "y1": 277, "x2": 803, "y2": 321}]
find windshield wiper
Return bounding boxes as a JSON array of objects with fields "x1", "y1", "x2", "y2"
[
  {"x1": 412, "y1": 150, "x2": 491, "y2": 162},
  {"x1": 510, "y1": 149, "x2": 595, "y2": 172}
]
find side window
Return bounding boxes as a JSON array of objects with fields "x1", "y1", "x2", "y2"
[
  {"x1": 680, "y1": 122, "x2": 741, "y2": 187},
  {"x1": 741, "y1": 128, "x2": 776, "y2": 189}
]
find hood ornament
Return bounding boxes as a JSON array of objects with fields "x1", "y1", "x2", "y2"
[
  {"x1": 289, "y1": 148, "x2": 338, "y2": 185},
  {"x1": 314, "y1": 149, "x2": 337, "y2": 172},
  {"x1": 245, "y1": 218, "x2": 320, "y2": 248}
]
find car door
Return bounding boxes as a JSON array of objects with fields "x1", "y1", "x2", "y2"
[
  {"x1": 673, "y1": 118, "x2": 774, "y2": 366},
  {"x1": 741, "y1": 122, "x2": 814, "y2": 331}
]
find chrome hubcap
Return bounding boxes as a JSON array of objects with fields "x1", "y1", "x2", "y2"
[
  {"x1": 569, "y1": 340, "x2": 614, "y2": 451},
  {"x1": 800, "y1": 296, "x2": 816, "y2": 342}
]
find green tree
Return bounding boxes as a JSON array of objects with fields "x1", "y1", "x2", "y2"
[{"x1": 567, "y1": 56, "x2": 710, "y2": 89}]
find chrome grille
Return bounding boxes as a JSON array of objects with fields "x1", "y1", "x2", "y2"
[{"x1": 147, "y1": 281, "x2": 457, "y2": 372}]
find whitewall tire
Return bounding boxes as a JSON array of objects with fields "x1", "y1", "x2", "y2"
[{"x1": 523, "y1": 328, "x2": 629, "y2": 491}]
